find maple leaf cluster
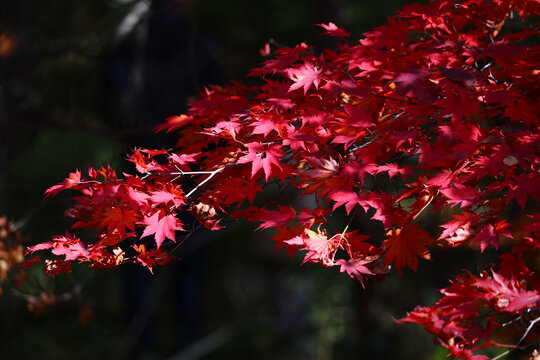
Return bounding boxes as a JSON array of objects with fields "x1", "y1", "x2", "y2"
[{"x1": 26, "y1": 0, "x2": 539, "y2": 357}]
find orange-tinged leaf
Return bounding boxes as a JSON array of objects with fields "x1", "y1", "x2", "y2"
[{"x1": 100, "y1": 207, "x2": 138, "y2": 235}]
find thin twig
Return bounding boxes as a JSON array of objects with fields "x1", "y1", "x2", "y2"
[
  {"x1": 492, "y1": 350, "x2": 510, "y2": 360},
  {"x1": 516, "y1": 316, "x2": 540, "y2": 348},
  {"x1": 185, "y1": 164, "x2": 233, "y2": 198}
]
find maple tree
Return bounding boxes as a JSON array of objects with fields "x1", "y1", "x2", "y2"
[{"x1": 20, "y1": 0, "x2": 539, "y2": 358}]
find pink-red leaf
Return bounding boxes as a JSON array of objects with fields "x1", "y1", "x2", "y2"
[
  {"x1": 139, "y1": 212, "x2": 183, "y2": 248},
  {"x1": 287, "y1": 62, "x2": 323, "y2": 94}
]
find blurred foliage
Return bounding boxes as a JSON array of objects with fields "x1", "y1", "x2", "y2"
[{"x1": 0, "y1": 0, "x2": 502, "y2": 359}]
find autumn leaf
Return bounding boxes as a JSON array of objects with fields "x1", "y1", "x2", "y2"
[
  {"x1": 438, "y1": 67, "x2": 477, "y2": 89},
  {"x1": 343, "y1": 104, "x2": 374, "y2": 129},
  {"x1": 251, "y1": 114, "x2": 283, "y2": 137},
  {"x1": 148, "y1": 185, "x2": 185, "y2": 207},
  {"x1": 383, "y1": 224, "x2": 433, "y2": 274},
  {"x1": 317, "y1": 22, "x2": 350, "y2": 37},
  {"x1": 287, "y1": 62, "x2": 323, "y2": 94},
  {"x1": 44, "y1": 170, "x2": 82, "y2": 197},
  {"x1": 264, "y1": 97, "x2": 295, "y2": 112},
  {"x1": 439, "y1": 211, "x2": 478, "y2": 246},
  {"x1": 336, "y1": 258, "x2": 373, "y2": 288},
  {"x1": 238, "y1": 142, "x2": 285, "y2": 181},
  {"x1": 155, "y1": 114, "x2": 194, "y2": 133},
  {"x1": 256, "y1": 206, "x2": 296, "y2": 230},
  {"x1": 471, "y1": 220, "x2": 512, "y2": 252},
  {"x1": 328, "y1": 190, "x2": 364, "y2": 214},
  {"x1": 99, "y1": 207, "x2": 138, "y2": 236},
  {"x1": 296, "y1": 229, "x2": 339, "y2": 266},
  {"x1": 27, "y1": 233, "x2": 90, "y2": 262},
  {"x1": 139, "y1": 211, "x2": 183, "y2": 248},
  {"x1": 132, "y1": 244, "x2": 173, "y2": 274},
  {"x1": 43, "y1": 258, "x2": 72, "y2": 277},
  {"x1": 168, "y1": 152, "x2": 198, "y2": 168},
  {"x1": 51, "y1": 237, "x2": 90, "y2": 261},
  {"x1": 474, "y1": 271, "x2": 540, "y2": 313},
  {"x1": 440, "y1": 184, "x2": 478, "y2": 208},
  {"x1": 507, "y1": 173, "x2": 540, "y2": 209},
  {"x1": 191, "y1": 201, "x2": 223, "y2": 230}
]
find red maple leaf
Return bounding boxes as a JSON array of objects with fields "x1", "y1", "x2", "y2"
[
  {"x1": 139, "y1": 211, "x2": 183, "y2": 248},
  {"x1": 44, "y1": 170, "x2": 82, "y2": 197},
  {"x1": 256, "y1": 206, "x2": 296, "y2": 230},
  {"x1": 148, "y1": 185, "x2": 185, "y2": 207},
  {"x1": 264, "y1": 97, "x2": 295, "y2": 112},
  {"x1": 295, "y1": 229, "x2": 339, "y2": 266},
  {"x1": 336, "y1": 258, "x2": 373, "y2": 288},
  {"x1": 287, "y1": 62, "x2": 323, "y2": 94},
  {"x1": 365, "y1": 192, "x2": 407, "y2": 229},
  {"x1": 27, "y1": 233, "x2": 90, "y2": 261},
  {"x1": 155, "y1": 114, "x2": 194, "y2": 133},
  {"x1": 471, "y1": 220, "x2": 512, "y2": 253},
  {"x1": 271, "y1": 225, "x2": 304, "y2": 257},
  {"x1": 50, "y1": 234, "x2": 90, "y2": 261},
  {"x1": 439, "y1": 211, "x2": 478, "y2": 246},
  {"x1": 99, "y1": 207, "x2": 138, "y2": 236},
  {"x1": 343, "y1": 104, "x2": 374, "y2": 129},
  {"x1": 251, "y1": 114, "x2": 283, "y2": 137},
  {"x1": 43, "y1": 258, "x2": 72, "y2": 277},
  {"x1": 440, "y1": 184, "x2": 478, "y2": 208},
  {"x1": 497, "y1": 253, "x2": 531, "y2": 281},
  {"x1": 474, "y1": 271, "x2": 540, "y2": 313},
  {"x1": 317, "y1": 22, "x2": 350, "y2": 37},
  {"x1": 239, "y1": 142, "x2": 285, "y2": 181},
  {"x1": 383, "y1": 224, "x2": 433, "y2": 274},
  {"x1": 168, "y1": 152, "x2": 198, "y2": 168},
  {"x1": 328, "y1": 190, "x2": 365, "y2": 214},
  {"x1": 507, "y1": 173, "x2": 540, "y2": 209},
  {"x1": 132, "y1": 244, "x2": 174, "y2": 274}
]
